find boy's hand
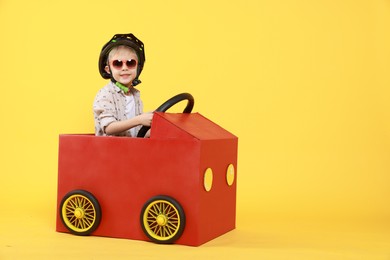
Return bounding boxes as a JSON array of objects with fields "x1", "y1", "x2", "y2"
[{"x1": 138, "y1": 112, "x2": 153, "y2": 126}]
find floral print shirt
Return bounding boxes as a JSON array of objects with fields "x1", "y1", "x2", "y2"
[{"x1": 93, "y1": 81, "x2": 143, "y2": 136}]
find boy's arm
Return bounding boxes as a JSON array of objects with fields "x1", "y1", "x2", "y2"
[{"x1": 105, "y1": 113, "x2": 153, "y2": 135}]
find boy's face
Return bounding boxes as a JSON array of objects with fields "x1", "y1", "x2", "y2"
[{"x1": 105, "y1": 46, "x2": 138, "y2": 88}]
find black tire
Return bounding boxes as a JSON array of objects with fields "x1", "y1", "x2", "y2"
[
  {"x1": 60, "y1": 190, "x2": 102, "y2": 236},
  {"x1": 140, "y1": 195, "x2": 186, "y2": 244}
]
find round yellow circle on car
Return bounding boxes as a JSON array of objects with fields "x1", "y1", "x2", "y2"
[
  {"x1": 204, "y1": 168, "x2": 213, "y2": 192},
  {"x1": 226, "y1": 164, "x2": 235, "y2": 186}
]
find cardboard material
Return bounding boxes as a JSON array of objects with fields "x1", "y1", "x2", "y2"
[{"x1": 56, "y1": 112, "x2": 238, "y2": 246}]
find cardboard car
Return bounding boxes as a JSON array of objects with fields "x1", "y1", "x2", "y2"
[{"x1": 56, "y1": 93, "x2": 238, "y2": 246}]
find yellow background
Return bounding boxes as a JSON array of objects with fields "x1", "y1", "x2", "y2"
[{"x1": 1, "y1": 0, "x2": 390, "y2": 259}]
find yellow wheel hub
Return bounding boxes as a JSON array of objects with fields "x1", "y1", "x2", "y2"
[
  {"x1": 74, "y1": 208, "x2": 85, "y2": 219},
  {"x1": 156, "y1": 214, "x2": 168, "y2": 226}
]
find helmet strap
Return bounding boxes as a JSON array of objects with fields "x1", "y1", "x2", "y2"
[{"x1": 132, "y1": 78, "x2": 141, "y2": 86}]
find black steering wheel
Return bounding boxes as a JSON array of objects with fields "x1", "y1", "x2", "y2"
[{"x1": 137, "y1": 93, "x2": 195, "y2": 137}]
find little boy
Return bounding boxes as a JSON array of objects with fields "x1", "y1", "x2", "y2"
[{"x1": 93, "y1": 33, "x2": 153, "y2": 137}]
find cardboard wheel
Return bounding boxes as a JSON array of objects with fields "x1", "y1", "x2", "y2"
[
  {"x1": 140, "y1": 195, "x2": 186, "y2": 244},
  {"x1": 60, "y1": 190, "x2": 102, "y2": 236}
]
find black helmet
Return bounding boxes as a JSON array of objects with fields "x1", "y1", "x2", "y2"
[{"x1": 98, "y1": 33, "x2": 146, "y2": 86}]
